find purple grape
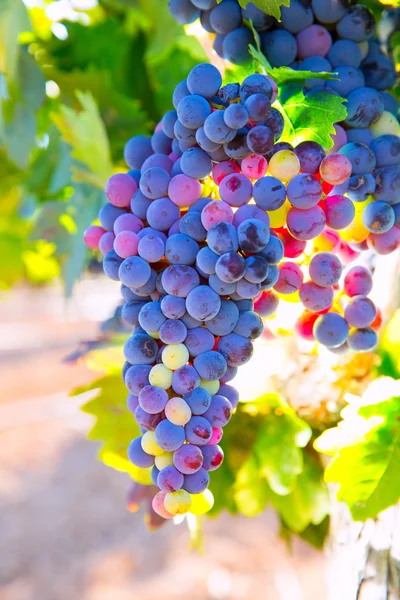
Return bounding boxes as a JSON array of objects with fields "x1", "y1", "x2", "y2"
[
  {"x1": 204, "y1": 111, "x2": 236, "y2": 144},
  {"x1": 128, "y1": 437, "x2": 154, "y2": 468},
  {"x1": 219, "y1": 173, "x2": 253, "y2": 208},
  {"x1": 253, "y1": 176, "x2": 286, "y2": 211},
  {"x1": 205, "y1": 300, "x2": 239, "y2": 336},
  {"x1": 125, "y1": 364, "x2": 151, "y2": 395},
  {"x1": 165, "y1": 233, "x2": 199, "y2": 265},
  {"x1": 348, "y1": 327, "x2": 378, "y2": 352},
  {"x1": 162, "y1": 265, "x2": 200, "y2": 297},
  {"x1": 173, "y1": 444, "x2": 203, "y2": 474},
  {"x1": 187, "y1": 62, "x2": 222, "y2": 98},
  {"x1": 237, "y1": 219, "x2": 270, "y2": 252},
  {"x1": 233, "y1": 311, "x2": 263, "y2": 339},
  {"x1": 183, "y1": 468, "x2": 210, "y2": 494},
  {"x1": 177, "y1": 94, "x2": 211, "y2": 129},
  {"x1": 186, "y1": 286, "x2": 221, "y2": 321},
  {"x1": 294, "y1": 141, "x2": 326, "y2": 174},
  {"x1": 124, "y1": 334, "x2": 158, "y2": 365},
  {"x1": 207, "y1": 222, "x2": 238, "y2": 255},
  {"x1": 184, "y1": 327, "x2": 215, "y2": 357},
  {"x1": 159, "y1": 319, "x2": 187, "y2": 344},
  {"x1": 203, "y1": 394, "x2": 232, "y2": 427},
  {"x1": 193, "y1": 350, "x2": 227, "y2": 380},
  {"x1": 196, "y1": 246, "x2": 219, "y2": 274},
  {"x1": 157, "y1": 466, "x2": 184, "y2": 492},
  {"x1": 218, "y1": 383, "x2": 239, "y2": 408},
  {"x1": 124, "y1": 135, "x2": 153, "y2": 169},
  {"x1": 313, "y1": 313, "x2": 349, "y2": 348},
  {"x1": 215, "y1": 251, "x2": 246, "y2": 284},
  {"x1": 185, "y1": 416, "x2": 213, "y2": 445},
  {"x1": 309, "y1": 252, "x2": 342, "y2": 287},
  {"x1": 147, "y1": 197, "x2": 180, "y2": 231},
  {"x1": 287, "y1": 174, "x2": 322, "y2": 209},
  {"x1": 201, "y1": 445, "x2": 224, "y2": 471},
  {"x1": 286, "y1": 206, "x2": 326, "y2": 240},
  {"x1": 247, "y1": 125, "x2": 274, "y2": 155},
  {"x1": 217, "y1": 333, "x2": 253, "y2": 367},
  {"x1": 172, "y1": 365, "x2": 201, "y2": 394},
  {"x1": 344, "y1": 295, "x2": 377, "y2": 328},
  {"x1": 184, "y1": 388, "x2": 212, "y2": 415},
  {"x1": 134, "y1": 406, "x2": 164, "y2": 431},
  {"x1": 155, "y1": 420, "x2": 185, "y2": 451},
  {"x1": 362, "y1": 201, "x2": 395, "y2": 234},
  {"x1": 320, "y1": 195, "x2": 355, "y2": 230},
  {"x1": 299, "y1": 281, "x2": 334, "y2": 312},
  {"x1": 337, "y1": 5, "x2": 376, "y2": 42},
  {"x1": 139, "y1": 385, "x2": 169, "y2": 414}
]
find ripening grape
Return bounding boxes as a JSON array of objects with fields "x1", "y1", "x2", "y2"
[{"x1": 269, "y1": 150, "x2": 301, "y2": 182}]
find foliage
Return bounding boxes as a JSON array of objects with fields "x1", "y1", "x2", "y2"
[
  {"x1": 0, "y1": 0, "x2": 205, "y2": 292},
  {"x1": 315, "y1": 378, "x2": 400, "y2": 521}
]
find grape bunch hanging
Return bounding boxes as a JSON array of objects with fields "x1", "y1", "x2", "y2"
[{"x1": 84, "y1": 0, "x2": 400, "y2": 520}]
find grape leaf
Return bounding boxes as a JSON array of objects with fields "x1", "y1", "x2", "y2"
[
  {"x1": 0, "y1": 0, "x2": 31, "y2": 86},
  {"x1": 315, "y1": 380, "x2": 400, "y2": 521},
  {"x1": 270, "y1": 454, "x2": 330, "y2": 532},
  {"x1": 72, "y1": 371, "x2": 151, "y2": 485},
  {"x1": 51, "y1": 91, "x2": 113, "y2": 189},
  {"x1": 252, "y1": 394, "x2": 311, "y2": 495},
  {"x1": 249, "y1": 44, "x2": 336, "y2": 86},
  {"x1": 277, "y1": 82, "x2": 347, "y2": 148},
  {"x1": 238, "y1": 0, "x2": 290, "y2": 20}
]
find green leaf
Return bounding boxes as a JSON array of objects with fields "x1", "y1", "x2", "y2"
[
  {"x1": 253, "y1": 395, "x2": 312, "y2": 495},
  {"x1": 0, "y1": 0, "x2": 31, "y2": 85},
  {"x1": 271, "y1": 454, "x2": 330, "y2": 532},
  {"x1": 72, "y1": 372, "x2": 151, "y2": 485},
  {"x1": 31, "y1": 184, "x2": 103, "y2": 295},
  {"x1": 239, "y1": 0, "x2": 290, "y2": 20},
  {"x1": 315, "y1": 381, "x2": 400, "y2": 521},
  {"x1": 249, "y1": 44, "x2": 336, "y2": 86},
  {"x1": 51, "y1": 91, "x2": 113, "y2": 189},
  {"x1": 277, "y1": 83, "x2": 347, "y2": 148},
  {"x1": 234, "y1": 455, "x2": 270, "y2": 516}
]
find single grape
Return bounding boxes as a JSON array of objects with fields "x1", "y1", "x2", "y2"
[
  {"x1": 124, "y1": 135, "x2": 153, "y2": 170},
  {"x1": 209, "y1": 0, "x2": 241, "y2": 34},
  {"x1": 348, "y1": 327, "x2": 378, "y2": 352},
  {"x1": 84, "y1": 225, "x2": 106, "y2": 250},
  {"x1": 215, "y1": 251, "x2": 246, "y2": 283},
  {"x1": 124, "y1": 334, "x2": 158, "y2": 365},
  {"x1": 204, "y1": 111, "x2": 236, "y2": 144},
  {"x1": 326, "y1": 66, "x2": 365, "y2": 98},
  {"x1": 327, "y1": 39, "x2": 363, "y2": 68},
  {"x1": 374, "y1": 166, "x2": 400, "y2": 205},
  {"x1": 223, "y1": 103, "x2": 249, "y2": 129},
  {"x1": 269, "y1": 150, "x2": 300, "y2": 182},
  {"x1": 309, "y1": 252, "x2": 342, "y2": 287},
  {"x1": 219, "y1": 173, "x2": 253, "y2": 208},
  {"x1": 247, "y1": 125, "x2": 274, "y2": 155},
  {"x1": 183, "y1": 468, "x2": 210, "y2": 494},
  {"x1": 177, "y1": 94, "x2": 211, "y2": 129},
  {"x1": 203, "y1": 394, "x2": 232, "y2": 428},
  {"x1": 233, "y1": 204, "x2": 270, "y2": 227},
  {"x1": 222, "y1": 28, "x2": 254, "y2": 65},
  {"x1": 319, "y1": 154, "x2": 352, "y2": 185},
  {"x1": 313, "y1": 313, "x2": 349, "y2": 348},
  {"x1": 345, "y1": 87, "x2": 384, "y2": 128},
  {"x1": 281, "y1": 0, "x2": 314, "y2": 33},
  {"x1": 320, "y1": 195, "x2": 355, "y2": 231},
  {"x1": 173, "y1": 444, "x2": 203, "y2": 475},
  {"x1": 184, "y1": 387, "x2": 212, "y2": 415},
  {"x1": 336, "y1": 5, "x2": 376, "y2": 42},
  {"x1": 370, "y1": 135, "x2": 400, "y2": 168},
  {"x1": 168, "y1": 0, "x2": 200, "y2": 24},
  {"x1": 122, "y1": 301, "x2": 146, "y2": 327},
  {"x1": 233, "y1": 311, "x2": 263, "y2": 339},
  {"x1": 338, "y1": 142, "x2": 376, "y2": 175},
  {"x1": 162, "y1": 343, "x2": 190, "y2": 370},
  {"x1": 155, "y1": 420, "x2": 185, "y2": 452},
  {"x1": 125, "y1": 364, "x2": 151, "y2": 395},
  {"x1": 187, "y1": 62, "x2": 222, "y2": 98},
  {"x1": 299, "y1": 281, "x2": 334, "y2": 312},
  {"x1": 207, "y1": 222, "x2": 238, "y2": 255},
  {"x1": 185, "y1": 416, "x2": 213, "y2": 445},
  {"x1": 217, "y1": 332, "x2": 253, "y2": 367},
  {"x1": 362, "y1": 201, "x2": 395, "y2": 234},
  {"x1": 237, "y1": 219, "x2": 270, "y2": 253},
  {"x1": 344, "y1": 295, "x2": 377, "y2": 328},
  {"x1": 142, "y1": 430, "x2": 164, "y2": 456},
  {"x1": 367, "y1": 225, "x2": 400, "y2": 255},
  {"x1": 260, "y1": 235, "x2": 284, "y2": 265},
  {"x1": 128, "y1": 437, "x2": 154, "y2": 468},
  {"x1": 287, "y1": 205, "x2": 326, "y2": 240},
  {"x1": 201, "y1": 445, "x2": 224, "y2": 471},
  {"x1": 347, "y1": 174, "x2": 376, "y2": 202},
  {"x1": 244, "y1": 256, "x2": 269, "y2": 284},
  {"x1": 287, "y1": 174, "x2": 322, "y2": 209},
  {"x1": 296, "y1": 24, "x2": 332, "y2": 59},
  {"x1": 261, "y1": 30, "x2": 298, "y2": 67},
  {"x1": 273, "y1": 262, "x2": 303, "y2": 294},
  {"x1": 253, "y1": 176, "x2": 286, "y2": 211},
  {"x1": 193, "y1": 350, "x2": 227, "y2": 381},
  {"x1": 205, "y1": 300, "x2": 240, "y2": 336},
  {"x1": 162, "y1": 265, "x2": 200, "y2": 298}
]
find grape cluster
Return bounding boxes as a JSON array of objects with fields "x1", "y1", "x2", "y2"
[
  {"x1": 84, "y1": 57, "x2": 399, "y2": 520},
  {"x1": 168, "y1": 1, "x2": 399, "y2": 128}
]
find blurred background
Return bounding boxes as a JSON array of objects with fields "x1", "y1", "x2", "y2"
[{"x1": 0, "y1": 1, "x2": 399, "y2": 599}]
